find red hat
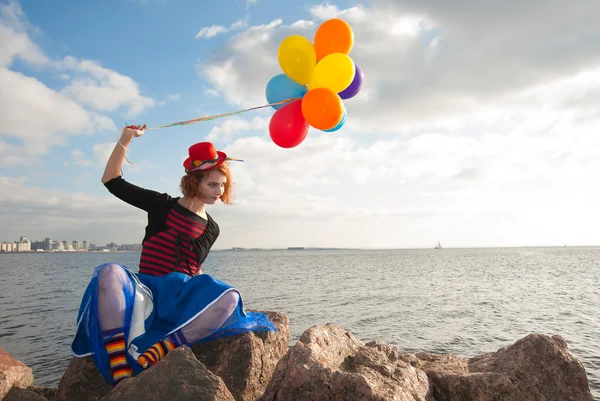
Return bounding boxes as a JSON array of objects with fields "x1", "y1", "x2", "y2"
[{"x1": 183, "y1": 142, "x2": 242, "y2": 172}]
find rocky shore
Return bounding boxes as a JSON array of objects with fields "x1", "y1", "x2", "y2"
[{"x1": 0, "y1": 311, "x2": 595, "y2": 401}]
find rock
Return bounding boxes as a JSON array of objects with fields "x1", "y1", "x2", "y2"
[
  {"x1": 348, "y1": 341, "x2": 432, "y2": 400},
  {"x1": 4, "y1": 387, "x2": 48, "y2": 401},
  {"x1": 55, "y1": 311, "x2": 288, "y2": 401},
  {"x1": 26, "y1": 386, "x2": 56, "y2": 401},
  {"x1": 0, "y1": 347, "x2": 34, "y2": 400},
  {"x1": 46, "y1": 315, "x2": 596, "y2": 401},
  {"x1": 259, "y1": 323, "x2": 432, "y2": 401},
  {"x1": 55, "y1": 356, "x2": 112, "y2": 401},
  {"x1": 100, "y1": 346, "x2": 234, "y2": 401},
  {"x1": 192, "y1": 311, "x2": 290, "y2": 401},
  {"x1": 400, "y1": 333, "x2": 594, "y2": 401}
]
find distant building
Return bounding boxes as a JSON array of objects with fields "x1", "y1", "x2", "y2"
[
  {"x1": 82, "y1": 241, "x2": 88, "y2": 252},
  {"x1": 17, "y1": 237, "x2": 31, "y2": 252},
  {"x1": 118, "y1": 243, "x2": 142, "y2": 251},
  {"x1": 73, "y1": 240, "x2": 79, "y2": 251}
]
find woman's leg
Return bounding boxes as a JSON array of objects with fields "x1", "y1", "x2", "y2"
[
  {"x1": 138, "y1": 291, "x2": 239, "y2": 368},
  {"x1": 97, "y1": 263, "x2": 133, "y2": 384},
  {"x1": 180, "y1": 290, "x2": 240, "y2": 343}
]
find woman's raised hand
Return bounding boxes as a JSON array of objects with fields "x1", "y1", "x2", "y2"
[{"x1": 122, "y1": 124, "x2": 146, "y2": 140}]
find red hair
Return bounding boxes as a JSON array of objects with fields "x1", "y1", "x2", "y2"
[{"x1": 179, "y1": 162, "x2": 233, "y2": 204}]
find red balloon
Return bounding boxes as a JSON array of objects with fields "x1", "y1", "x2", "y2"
[{"x1": 269, "y1": 99, "x2": 309, "y2": 148}]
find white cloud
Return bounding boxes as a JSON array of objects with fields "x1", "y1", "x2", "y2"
[
  {"x1": 0, "y1": 0, "x2": 155, "y2": 165},
  {"x1": 91, "y1": 140, "x2": 156, "y2": 173},
  {"x1": 0, "y1": 175, "x2": 147, "y2": 244},
  {"x1": 196, "y1": 1, "x2": 600, "y2": 134},
  {"x1": 74, "y1": 159, "x2": 92, "y2": 167},
  {"x1": 60, "y1": 56, "x2": 156, "y2": 117},
  {"x1": 195, "y1": 19, "x2": 246, "y2": 39},
  {"x1": 0, "y1": 137, "x2": 30, "y2": 167},
  {"x1": 93, "y1": 142, "x2": 119, "y2": 166},
  {"x1": 222, "y1": 117, "x2": 600, "y2": 191},
  {"x1": 308, "y1": 4, "x2": 368, "y2": 23},
  {"x1": 71, "y1": 149, "x2": 85, "y2": 159},
  {"x1": 201, "y1": 121, "x2": 600, "y2": 248},
  {"x1": 0, "y1": 68, "x2": 116, "y2": 154},
  {"x1": 207, "y1": 116, "x2": 269, "y2": 141},
  {"x1": 196, "y1": 25, "x2": 228, "y2": 39},
  {"x1": 0, "y1": 1, "x2": 48, "y2": 68}
]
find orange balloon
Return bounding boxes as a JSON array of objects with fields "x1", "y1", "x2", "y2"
[
  {"x1": 314, "y1": 18, "x2": 354, "y2": 61},
  {"x1": 301, "y1": 88, "x2": 344, "y2": 130}
]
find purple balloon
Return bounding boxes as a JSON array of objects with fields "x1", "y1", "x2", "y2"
[{"x1": 339, "y1": 63, "x2": 364, "y2": 100}]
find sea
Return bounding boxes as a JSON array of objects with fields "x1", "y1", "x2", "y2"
[{"x1": 0, "y1": 247, "x2": 598, "y2": 398}]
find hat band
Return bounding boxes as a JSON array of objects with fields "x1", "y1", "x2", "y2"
[
  {"x1": 192, "y1": 157, "x2": 219, "y2": 167},
  {"x1": 190, "y1": 159, "x2": 220, "y2": 172},
  {"x1": 187, "y1": 156, "x2": 244, "y2": 172}
]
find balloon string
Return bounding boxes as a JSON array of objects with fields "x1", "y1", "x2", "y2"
[
  {"x1": 119, "y1": 97, "x2": 299, "y2": 165},
  {"x1": 142, "y1": 98, "x2": 299, "y2": 131}
]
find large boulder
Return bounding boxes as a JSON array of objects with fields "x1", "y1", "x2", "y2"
[
  {"x1": 100, "y1": 346, "x2": 234, "y2": 401},
  {"x1": 56, "y1": 311, "x2": 289, "y2": 401},
  {"x1": 192, "y1": 311, "x2": 290, "y2": 401},
  {"x1": 402, "y1": 333, "x2": 595, "y2": 401},
  {"x1": 0, "y1": 347, "x2": 34, "y2": 400},
  {"x1": 259, "y1": 323, "x2": 432, "y2": 401},
  {"x1": 27, "y1": 386, "x2": 57, "y2": 400},
  {"x1": 260, "y1": 326, "x2": 595, "y2": 401},
  {"x1": 43, "y1": 314, "x2": 598, "y2": 401},
  {"x1": 55, "y1": 356, "x2": 112, "y2": 401},
  {"x1": 4, "y1": 387, "x2": 49, "y2": 401}
]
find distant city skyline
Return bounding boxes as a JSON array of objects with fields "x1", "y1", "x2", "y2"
[
  {"x1": 0, "y1": 236, "x2": 143, "y2": 252},
  {"x1": 1, "y1": 234, "x2": 595, "y2": 253}
]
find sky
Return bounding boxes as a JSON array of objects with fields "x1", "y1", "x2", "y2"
[{"x1": 1, "y1": 0, "x2": 599, "y2": 249}]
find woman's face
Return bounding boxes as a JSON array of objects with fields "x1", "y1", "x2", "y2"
[{"x1": 196, "y1": 170, "x2": 227, "y2": 204}]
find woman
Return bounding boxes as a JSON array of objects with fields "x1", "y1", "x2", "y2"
[{"x1": 71, "y1": 124, "x2": 276, "y2": 386}]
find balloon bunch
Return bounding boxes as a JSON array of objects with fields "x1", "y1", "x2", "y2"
[{"x1": 265, "y1": 18, "x2": 364, "y2": 148}]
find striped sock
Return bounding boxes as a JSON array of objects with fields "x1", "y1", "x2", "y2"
[
  {"x1": 137, "y1": 331, "x2": 185, "y2": 369},
  {"x1": 103, "y1": 329, "x2": 132, "y2": 385}
]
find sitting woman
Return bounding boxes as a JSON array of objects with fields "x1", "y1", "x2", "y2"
[{"x1": 71, "y1": 124, "x2": 276, "y2": 386}]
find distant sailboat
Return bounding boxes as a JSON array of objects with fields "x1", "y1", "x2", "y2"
[{"x1": 434, "y1": 241, "x2": 442, "y2": 249}]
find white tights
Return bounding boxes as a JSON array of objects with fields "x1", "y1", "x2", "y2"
[{"x1": 97, "y1": 263, "x2": 239, "y2": 344}]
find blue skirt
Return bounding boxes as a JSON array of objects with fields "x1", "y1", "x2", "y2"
[{"x1": 71, "y1": 263, "x2": 276, "y2": 385}]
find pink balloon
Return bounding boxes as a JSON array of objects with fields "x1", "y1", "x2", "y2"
[{"x1": 269, "y1": 99, "x2": 309, "y2": 148}]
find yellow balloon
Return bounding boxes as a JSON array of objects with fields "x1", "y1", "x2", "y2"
[
  {"x1": 277, "y1": 35, "x2": 317, "y2": 85},
  {"x1": 307, "y1": 53, "x2": 355, "y2": 93}
]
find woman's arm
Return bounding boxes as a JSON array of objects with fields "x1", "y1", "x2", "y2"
[
  {"x1": 101, "y1": 124, "x2": 170, "y2": 212},
  {"x1": 101, "y1": 124, "x2": 146, "y2": 184}
]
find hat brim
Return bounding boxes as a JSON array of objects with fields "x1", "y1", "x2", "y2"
[{"x1": 184, "y1": 151, "x2": 228, "y2": 172}]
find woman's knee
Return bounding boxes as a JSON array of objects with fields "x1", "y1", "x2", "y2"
[
  {"x1": 218, "y1": 291, "x2": 239, "y2": 315},
  {"x1": 98, "y1": 263, "x2": 126, "y2": 292}
]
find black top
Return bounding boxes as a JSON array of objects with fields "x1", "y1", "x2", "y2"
[{"x1": 104, "y1": 176, "x2": 220, "y2": 276}]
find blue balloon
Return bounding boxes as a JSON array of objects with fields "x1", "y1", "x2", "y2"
[
  {"x1": 266, "y1": 74, "x2": 308, "y2": 110},
  {"x1": 323, "y1": 110, "x2": 346, "y2": 132}
]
